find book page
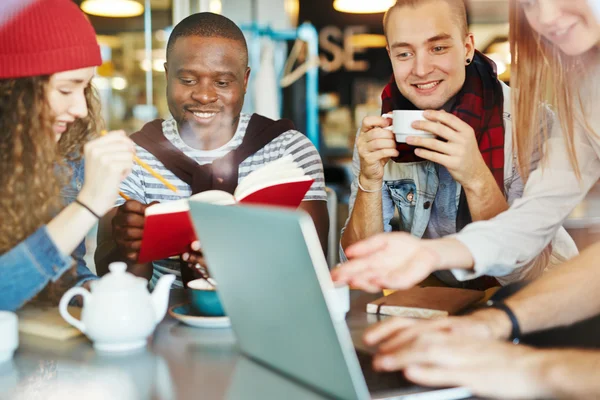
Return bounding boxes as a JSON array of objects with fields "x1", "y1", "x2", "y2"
[
  {"x1": 234, "y1": 155, "x2": 306, "y2": 198},
  {"x1": 145, "y1": 199, "x2": 189, "y2": 216},
  {"x1": 190, "y1": 190, "x2": 236, "y2": 205}
]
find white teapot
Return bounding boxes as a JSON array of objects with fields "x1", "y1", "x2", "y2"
[{"x1": 59, "y1": 262, "x2": 175, "y2": 352}]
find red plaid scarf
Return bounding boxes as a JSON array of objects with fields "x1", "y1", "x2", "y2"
[{"x1": 381, "y1": 51, "x2": 505, "y2": 192}]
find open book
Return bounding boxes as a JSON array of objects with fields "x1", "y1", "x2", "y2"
[
  {"x1": 366, "y1": 287, "x2": 485, "y2": 319},
  {"x1": 137, "y1": 156, "x2": 314, "y2": 263}
]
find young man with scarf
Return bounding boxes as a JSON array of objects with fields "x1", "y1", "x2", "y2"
[
  {"x1": 95, "y1": 13, "x2": 328, "y2": 288},
  {"x1": 340, "y1": 0, "x2": 576, "y2": 288}
]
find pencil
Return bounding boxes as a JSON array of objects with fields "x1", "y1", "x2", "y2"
[
  {"x1": 133, "y1": 156, "x2": 179, "y2": 193},
  {"x1": 100, "y1": 130, "x2": 178, "y2": 194},
  {"x1": 119, "y1": 191, "x2": 131, "y2": 201}
]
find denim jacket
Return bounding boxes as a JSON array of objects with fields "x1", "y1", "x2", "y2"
[
  {"x1": 0, "y1": 159, "x2": 97, "y2": 311},
  {"x1": 341, "y1": 82, "x2": 579, "y2": 285}
]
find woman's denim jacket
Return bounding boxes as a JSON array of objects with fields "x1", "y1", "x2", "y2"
[{"x1": 0, "y1": 159, "x2": 97, "y2": 311}]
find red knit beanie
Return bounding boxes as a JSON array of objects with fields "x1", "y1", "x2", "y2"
[{"x1": 0, "y1": 0, "x2": 102, "y2": 79}]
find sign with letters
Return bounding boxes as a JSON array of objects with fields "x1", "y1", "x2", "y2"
[{"x1": 319, "y1": 25, "x2": 372, "y2": 72}]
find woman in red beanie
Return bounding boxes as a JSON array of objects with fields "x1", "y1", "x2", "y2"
[{"x1": 0, "y1": 0, "x2": 135, "y2": 311}]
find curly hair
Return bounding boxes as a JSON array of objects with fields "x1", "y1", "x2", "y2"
[{"x1": 0, "y1": 75, "x2": 102, "y2": 303}]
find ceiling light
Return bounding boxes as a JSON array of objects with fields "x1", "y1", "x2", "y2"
[
  {"x1": 81, "y1": 0, "x2": 144, "y2": 18},
  {"x1": 333, "y1": 0, "x2": 394, "y2": 14},
  {"x1": 349, "y1": 34, "x2": 387, "y2": 48},
  {"x1": 111, "y1": 77, "x2": 128, "y2": 91},
  {"x1": 209, "y1": 0, "x2": 222, "y2": 14}
]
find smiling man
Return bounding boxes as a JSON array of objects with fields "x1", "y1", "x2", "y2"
[
  {"x1": 95, "y1": 12, "x2": 328, "y2": 288},
  {"x1": 340, "y1": 0, "x2": 577, "y2": 288}
]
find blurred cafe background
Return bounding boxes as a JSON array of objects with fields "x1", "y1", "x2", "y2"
[{"x1": 75, "y1": 0, "x2": 598, "y2": 271}]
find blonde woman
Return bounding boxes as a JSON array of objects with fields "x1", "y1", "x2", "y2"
[
  {"x1": 0, "y1": 0, "x2": 134, "y2": 311},
  {"x1": 331, "y1": 0, "x2": 600, "y2": 397}
]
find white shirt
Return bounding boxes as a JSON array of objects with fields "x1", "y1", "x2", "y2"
[{"x1": 453, "y1": 62, "x2": 600, "y2": 281}]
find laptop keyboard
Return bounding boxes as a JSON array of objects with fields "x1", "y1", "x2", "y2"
[{"x1": 355, "y1": 350, "x2": 413, "y2": 392}]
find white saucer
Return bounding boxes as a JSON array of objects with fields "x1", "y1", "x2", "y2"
[{"x1": 168, "y1": 303, "x2": 231, "y2": 329}]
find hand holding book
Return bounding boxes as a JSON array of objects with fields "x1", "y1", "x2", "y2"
[
  {"x1": 112, "y1": 200, "x2": 158, "y2": 263},
  {"x1": 125, "y1": 155, "x2": 314, "y2": 263}
]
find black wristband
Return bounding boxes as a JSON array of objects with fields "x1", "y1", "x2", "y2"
[
  {"x1": 74, "y1": 198, "x2": 101, "y2": 219},
  {"x1": 487, "y1": 300, "x2": 521, "y2": 344}
]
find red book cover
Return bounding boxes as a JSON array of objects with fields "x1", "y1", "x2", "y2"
[
  {"x1": 137, "y1": 209, "x2": 196, "y2": 264},
  {"x1": 238, "y1": 179, "x2": 314, "y2": 208}
]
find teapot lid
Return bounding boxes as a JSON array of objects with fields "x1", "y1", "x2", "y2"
[{"x1": 93, "y1": 262, "x2": 147, "y2": 292}]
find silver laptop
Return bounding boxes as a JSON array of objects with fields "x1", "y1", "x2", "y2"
[{"x1": 188, "y1": 201, "x2": 471, "y2": 400}]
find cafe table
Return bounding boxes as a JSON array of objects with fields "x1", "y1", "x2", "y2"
[
  {"x1": 0, "y1": 289, "x2": 391, "y2": 400},
  {"x1": 3, "y1": 288, "x2": 600, "y2": 400}
]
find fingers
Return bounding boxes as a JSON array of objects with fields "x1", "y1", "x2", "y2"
[
  {"x1": 358, "y1": 128, "x2": 397, "y2": 160},
  {"x1": 334, "y1": 234, "x2": 440, "y2": 292},
  {"x1": 333, "y1": 233, "x2": 419, "y2": 291},
  {"x1": 85, "y1": 132, "x2": 135, "y2": 154},
  {"x1": 423, "y1": 110, "x2": 472, "y2": 134},
  {"x1": 406, "y1": 136, "x2": 453, "y2": 155},
  {"x1": 365, "y1": 138, "x2": 398, "y2": 152},
  {"x1": 361, "y1": 116, "x2": 393, "y2": 133},
  {"x1": 413, "y1": 148, "x2": 452, "y2": 166},
  {"x1": 376, "y1": 248, "x2": 438, "y2": 289},
  {"x1": 333, "y1": 256, "x2": 387, "y2": 290},
  {"x1": 113, "y1": 211, "x2": 145, "y2": 230},
  {"x1": 376, "y1": 320, "x2": 451, "y2": 353},
  {"x1": 373, "y1": 333, "x2": 450, "y2": 371},
  {"x1": 362, "y1": 149, "x2": 400, "y2": 165},
  {"x1": 182, "y1": 251, "x2": 204, "y2": 265},
  {"x1": 363, "y1": 317, "x2": 419, "y2": 346},
  {"x1": 113, "y1": 201, "x2": 146, "y2": 259},
  {"x1": 411, "y1": 120, "x2": 456, "y2": 142},
  {"x1": 119, "y1": 200, "x2": 149, "y2": 215},
  {"x1": 345, "y1": 233, "x2": 392, "y2": 258},
  {"x1": 113, "y1": 226, "x2": 144, "y2": 240},
  {"x1": 360, "y1": 127, "x2": 395, "y2": 142},
  {"x1": 332, "y1": 265, "x2": 381, "y2": 292},
  {"x1": 349, "y1": 269, "x2": 389, "y2": 293},
  {"x1": 84, "y1": 149, "x2": 135, "y2": 180},
  {"x1": 404, "y1": 365, "x2": 472, "y2": 389},
  {"x1": 114, "y1": 239, "x2": 141, "y2": 261}
]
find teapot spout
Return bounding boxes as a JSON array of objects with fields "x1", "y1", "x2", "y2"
[{"x1": 151, "y1": 274, "x2": 176, "y2": 324}]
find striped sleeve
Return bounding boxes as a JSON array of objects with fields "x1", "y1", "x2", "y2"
[
  {"x1": 282, "y1": 130, "x2": 326, "y2": 201},
  {"x1": 115, "y1": 149, "x2": 147, "y2": 207}
]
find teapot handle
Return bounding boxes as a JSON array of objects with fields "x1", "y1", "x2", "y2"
[{"x1": 59, "y1": 287, "x2": 90, "y2": 333}]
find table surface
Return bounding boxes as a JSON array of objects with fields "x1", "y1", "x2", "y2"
[
  {"x1": 4, "y1": 288, "x2": 600, "y2": 400},
  {"x1": 1, "y1": 290, "x2": 388, "y2": 400}
]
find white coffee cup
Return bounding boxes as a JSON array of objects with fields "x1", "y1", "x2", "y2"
[
  {"x1": 0, "y1": 312, "x2": 18, "y2": 363},
  {"x1": 326, "y1": 282, "x2": 350, "y2": 322},
  {"x1": 382, "y1": 110, "x2": 435, "y2": 143}
]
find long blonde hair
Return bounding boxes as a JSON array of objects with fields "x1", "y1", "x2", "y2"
[
  {"x1": 0, "y1": 75, "x2": 101, "y2": 302},
  {"x1": 510, "y1": 0, "x2": 597, "y2": 181}
]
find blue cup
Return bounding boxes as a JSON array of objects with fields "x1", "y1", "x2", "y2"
[{"x1": 187, "y1": 279, "x2": 225, "y2": 317}]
